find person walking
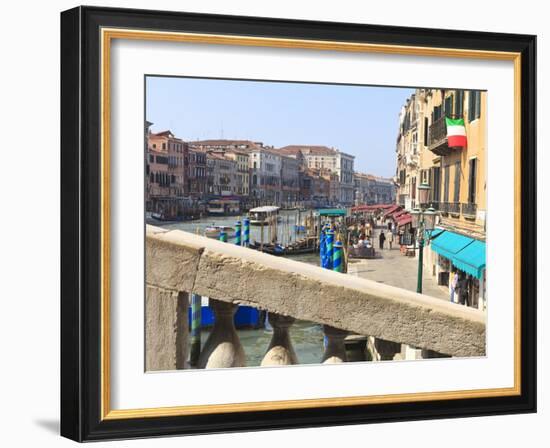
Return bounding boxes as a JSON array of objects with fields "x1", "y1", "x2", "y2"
[
  {"x1": 387, "y1": 230, "x2": 394, "y2": 250},
  {"x1": 450, "y1": 270, "x2": 459, "y2": 303},
  {"x1": 379, "y1": 230, "x2": 386, "y2": 250}
]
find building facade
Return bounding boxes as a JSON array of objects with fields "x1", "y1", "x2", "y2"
[
  {"x1": 206, "y1": 152, "x2": 238, "y2": 197},
  {"x1": 396, "y1": 88, "x2": 487, "y2": 310},
  {"x1": 188, "y1": 148, "x2": 208, "y2": 198},
  {"x1": 279, "y1": 145, "x2": 355, "y2": 205},
  {"x1": 280, "y1": 155, "x2": 300, "y2": 206}
]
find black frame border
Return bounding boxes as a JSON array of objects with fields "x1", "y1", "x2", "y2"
[{"x1": 61, "y1": 6, "x2": 536, "y2": 442}]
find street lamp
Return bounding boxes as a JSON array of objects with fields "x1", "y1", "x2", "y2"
[{"x1": 411, "y1": 183, "x2": 438, "y2": 294}]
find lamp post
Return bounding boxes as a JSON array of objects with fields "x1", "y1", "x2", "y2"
[{"x1": 410, "y1": 183, "x2": 437, "y2": 294}]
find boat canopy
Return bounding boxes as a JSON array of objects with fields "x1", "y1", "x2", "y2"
[{"x1": 249, "y1": 206, "x2": 280, "y2": 213}]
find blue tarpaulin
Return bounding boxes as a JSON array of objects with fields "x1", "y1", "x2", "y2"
[{"x1": 453, "y1": 240, "x2": 486, "y2": 279}]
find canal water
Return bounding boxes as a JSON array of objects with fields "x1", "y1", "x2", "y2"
[{"x1": 155, "y1": 210, "x2": 327, "y2": 367}]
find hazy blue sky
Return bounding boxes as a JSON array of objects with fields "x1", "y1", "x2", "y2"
[{"x1": 146, "y1": 76, "x2": 414, "y2": 177}]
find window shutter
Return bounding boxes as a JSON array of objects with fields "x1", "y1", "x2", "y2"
[
  {"x1": 468, "y1": 91, "x2": 474, "y2": 122},
  {"x1": 455, "y1": 90, "x2": 464, "y2": 117}
]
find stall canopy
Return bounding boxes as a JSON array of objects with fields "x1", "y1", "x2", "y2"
[
  {"x1": 396, "y1": 214, "x2": 412, "y2": 227},
  {"x1": 382, "y1": 204, "x2": 401, "y2": 218},
  {"x1": 317, "y1": 208, "x2": 347, "y2": 217},
  {"x1": 452, "y1": 240, "x2": 486, "y2": 279},
  {"x1": 431, "y1": 230, "x2": 475, "y2": 261}
]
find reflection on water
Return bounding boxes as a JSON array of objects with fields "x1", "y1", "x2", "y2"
[{"x1": 155, "y1": 211, "x2": 328, "y2": 367}]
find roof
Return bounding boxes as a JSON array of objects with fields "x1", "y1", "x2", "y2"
[
  {"x1": 382, "y1": 204, "x2": 402, "y2": 217},
  {"x1": 249, "y1": 206, "x2": 280, "y2": 213},
  {"x1": 190, "y1": 139, "x2": 264, "y2": 150},
  {"x1": 396, "y1": 214, "x2": 412, "y2": 227},
  {"x1": 279, "y1": 145, "x2": 336, "y2": 156},
  {"x1": 453, "y1": 240, "x2": 486, "y2": 279}
]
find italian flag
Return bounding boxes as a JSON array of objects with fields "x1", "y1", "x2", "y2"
[{"x1": 445, "y1": 117, "x2": 467, "y2": 148}]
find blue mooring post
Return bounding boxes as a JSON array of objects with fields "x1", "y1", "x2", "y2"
[
  {"x1": 320, "y1": 226, "x2": 327, "y2": 268},
  {"x1": 326, "y1": 229, "x2": 334, "y2": 270},
  {"x1": 190, "y1": 293, "x2": 202, "y2": 366},
  {"x1": 219, "y1": 229, "x2": 228, "y2": 243},
  {"x1": 333, "y1": 241, "x2": 343, "y2": 273},
  {"x1": 243, "y1": 217, "x2": 250, "y2": 247},
  {"x1": 235, "y1": 221, "x2": 241, "y2": 246}
]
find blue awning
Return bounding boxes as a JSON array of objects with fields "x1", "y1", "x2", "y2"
[
  {"x1": 426, "y1": 228, "x2": 445, "y2": 240},
  {"x1": 431, "y1": 230, "x2": 474, "y2": 261},
  {"x1": 453, "y1": 240, "x2": 486, "y2": 279}
]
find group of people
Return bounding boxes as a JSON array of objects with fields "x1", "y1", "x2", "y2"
[
  {"x1": 377, "y1": 229, "x2": 395, "y2": 250},
  {"x1": 349, "y1": 218, "x2": 397, "y2": 251},
  {"x1": 449, "y1": 269, "x2": 471, "y2": 306}
]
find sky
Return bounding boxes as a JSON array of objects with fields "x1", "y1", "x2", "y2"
[{"x1": 146, "y1": 76, "x2": 414, "y2": 178}]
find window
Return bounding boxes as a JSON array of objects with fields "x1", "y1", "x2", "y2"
[
  {"x1": 468, "y1": 158, "x2": 478, "y2": 204},
  {"x1": 468, "y1": 91, "x2": 482, "y2": 122},
  {"x1": 162, "y1": 143, "x2": 166, "y2": 150},
  {"x1": 453, "y1": 161, "x2": 461, "y2": 203}
]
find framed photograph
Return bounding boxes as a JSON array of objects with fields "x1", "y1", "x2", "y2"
[{"x1": 60, "y1": 6, "x2": 536, "y2": 441}]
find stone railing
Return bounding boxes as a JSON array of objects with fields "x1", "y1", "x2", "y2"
[{"x1": 145, "y1": 225, "x2": 486, "y2": 371}]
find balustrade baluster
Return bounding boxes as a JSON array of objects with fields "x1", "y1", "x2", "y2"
[
  {"x1": 322, "y1": 325, "x2": 348, "y2": 364},
  {"x1": 198, "y1": 300, "x2": 246, "y2": 369},
  {"x1": 261, "y1": 313, "x2": 298, "y2": 366}
]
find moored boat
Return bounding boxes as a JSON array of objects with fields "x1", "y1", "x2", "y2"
[
  {"x1": 204, "y1": 225, "x2": 235, "y2": 239},
  {"x1": 248, "y1": 205, "x2": 280, "y2": 225}
]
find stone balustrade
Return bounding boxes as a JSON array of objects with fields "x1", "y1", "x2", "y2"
[{"x1": 145, "y1": 225, "x2": 486, "y2": 371}]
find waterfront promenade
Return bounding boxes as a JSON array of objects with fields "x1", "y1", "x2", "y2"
[{"x1": 348, "y1": 227, "x2": 447, "y2": 301}]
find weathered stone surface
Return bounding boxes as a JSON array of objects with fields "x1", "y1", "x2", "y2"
[
  {"x1": 145, "y1": 286, "x2": 188, "y2": 371},
  {"x1": 198, "y1": 300, "x2": 246, "y2": 369},
  {"x1": 146, "y1": 226, "x2": 486, "y2": 357},
  {"x1": 261, "y1": 314, "x2": 298, "y2": 366},
  {"x1": 322, "y1": 325, "x2": 348, "y2": 364},
  {"x1": 145, "y1": 225, "x2": 203, "y2": 292}
]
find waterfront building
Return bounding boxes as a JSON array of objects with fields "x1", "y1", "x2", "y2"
[
  {"x1": 299, "y1": 167, "x2": 330, "y2": 206},
  {"x1": 206, "y1": 152, "x2": 239, "y2": 197},
  {"x1": 188, "y1": 148, "x2": 208, "y2": 198},
  {"x1": 354, "y1": 173, "x2": 396, "y2": 205},
  {"x1": 396, "y1": 88, "x2": 487, "y2": 309},
  {"x1": 149, "y1": 130, "x2": 188, "y2": 197},
  {"x1": 279, "y1": 145, "x2": 355, "y2": 205},
  {"x1": 248, "y1": 147, "x2": 282, "y2": 205},
  {"x1": 395, "y1": 91, "x2": 428, "y2": 210},
  {"x1": 280, "y1": 155, "x2": 300, "y2": 206},
  {"x1": 147, "y1": 130, "x2": 188, "y2": 218},
  {"x1": 222, "y1": 150, "x2": 250, "y2": 197}
]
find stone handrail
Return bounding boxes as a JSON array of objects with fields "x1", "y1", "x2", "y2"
[{"x1": 146, "y1": 224, "x2": 486, "y2": 370}]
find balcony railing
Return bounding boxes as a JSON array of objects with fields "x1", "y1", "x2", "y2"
[
  {"x1": 145, "y1": 225, "x2": 486, "y2": 371},
  {"x1": 428, "y1": 115, "x2": 463, "y2": 156},
  {"x1": 462, "y1": 202, "x2": 478, "y2": 218}
]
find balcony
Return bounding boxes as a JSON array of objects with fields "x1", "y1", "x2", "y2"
[
  {"x1": 440, "y1": 202, "x2": 460, "y2": 216},
  {"x1": 428, "y1": 116, "x2": 464, "y2": 156},
  {"x1": 462, "y1": 202, "x2": 477, "y2": 219}
]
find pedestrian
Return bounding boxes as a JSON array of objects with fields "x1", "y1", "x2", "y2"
[
  {"x1": 457, "y1": 274, "x2": 469, "y2": 306},
  {"x1": 379, "y1": 230, "x2": 386, "y2": 250},
  {"x1": 450, "y1": 270, "x2": 459, "y2": 303},
  {"x1": 387, "y1": 230, "x2": 394, "y2": 250}
]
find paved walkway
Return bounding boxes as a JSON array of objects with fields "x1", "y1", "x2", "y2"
[{"x1": 347, "y1": 226, "x2": 448, "y2": 301}]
